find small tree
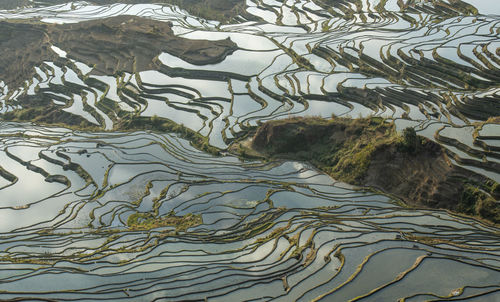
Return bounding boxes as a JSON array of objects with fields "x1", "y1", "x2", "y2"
[{"x1": 401, "y1": 127, "x2": 418, "y2": 153}]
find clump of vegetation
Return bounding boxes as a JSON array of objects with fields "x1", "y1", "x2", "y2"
[
  {"x1": 459, "y1": 184, "x2": 500, "y2": 222},
  {"x1": 127, "y1": 211, "x2": 202, "y2": 231},
  {"x1": 398, "y1": 127, "x2": 420, "y2": 154},
  {"x1": 491, "y1": 182, "x2": 500, "y2": 197}
]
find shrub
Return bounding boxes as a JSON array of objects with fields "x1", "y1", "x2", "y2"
[
  {"x1": 459, "y1": 184, "x2": 500, "y2": 222},
  {"x1": 490, "y1": 182, "x2": 500, "y2": 197},
  {"x1": 400, "y1": 127, "x2": 419, "y2": 153},
  {"x1": 458, "y1": 184, "x2": 478, "y2": 215}
]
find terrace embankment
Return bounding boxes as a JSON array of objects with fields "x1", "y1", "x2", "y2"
[
  {"x1": 232, "y1": 117, "x2": 500, "y2": 223},
  {"x1": 0, "y1": 0, "x2": 250, "y2": 22},
  {"x1": 0, "y1": 15, "x2": 238, "y2": 89},
  {"x1": 0, "y1": 16, "x2": 237, "y2": 129},
  {"x1": 0, "y1": 21, "x2": 57, "y2": 89}
]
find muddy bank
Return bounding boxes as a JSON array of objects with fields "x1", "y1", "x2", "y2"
[
  {"x1": 232, "y1": 117, "x2": 500, "y2": 223},
  {"x1": 0, "y1": 16, "x2": 238, "y2": 89}
]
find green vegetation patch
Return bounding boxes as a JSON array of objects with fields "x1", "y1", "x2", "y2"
[
  {"x1": 127, "y1": 212, "x2": 202, "y2": 231},
  {"x1": 459, "y1": 184, "x2": 500, "y2": 222}
]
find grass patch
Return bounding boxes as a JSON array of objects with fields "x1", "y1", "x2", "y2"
[
  {"x1": 127, "y1": 211, "x2": 202, "y2": 232},
  {"x1": 459, "y1": 184, "x2": 500, "y2": 222}
]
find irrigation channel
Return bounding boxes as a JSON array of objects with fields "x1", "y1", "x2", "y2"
[{"x1": 0, "y1": 0, "x2": 500, "y2": 300}]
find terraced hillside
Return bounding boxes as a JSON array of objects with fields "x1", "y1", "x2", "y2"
[{"x1": 0, "y1": 0, "x2": 499, "y2": 300}]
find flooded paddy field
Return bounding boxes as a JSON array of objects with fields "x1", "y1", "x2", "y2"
[{"x1": 0, "y1": 0, "x2": 499, "y2": 300}]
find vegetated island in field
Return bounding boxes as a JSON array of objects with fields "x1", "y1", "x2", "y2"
[{"x1": 230, "y1": 116, "x2": 500, "y2": 223}]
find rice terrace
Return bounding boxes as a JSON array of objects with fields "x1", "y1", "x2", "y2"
[{"x1": 0, "y1": 0, "x2": 499, "y2": 301}]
